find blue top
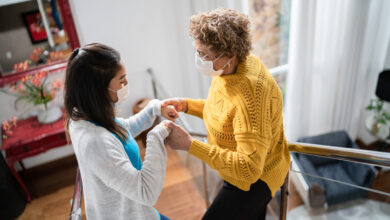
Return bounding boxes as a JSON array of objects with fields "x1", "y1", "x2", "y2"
[
  {"x1": 111, "y1": 119, "x2": 161, "y2": 220},
  {"x1": 113, "y1": 119, "x2": 143, "y2": 170}
]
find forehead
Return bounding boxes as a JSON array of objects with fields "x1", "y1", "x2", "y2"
[{"x1": 115, "y1": 61, "x2": 126, "y2": 78}]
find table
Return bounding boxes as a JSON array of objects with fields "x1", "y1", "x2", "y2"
[
  {"x1": 1, "y1": 111, "x2": 68, "y2": 201},
  {"x1": 365, "y1": 114, "x2": 390, "y2": 151}
]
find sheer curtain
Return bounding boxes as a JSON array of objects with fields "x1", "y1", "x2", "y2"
[{"x1": 285, "y1": 0, "x2": 390, "y2": 141}]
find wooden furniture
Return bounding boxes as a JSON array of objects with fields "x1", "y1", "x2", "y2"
[{"x1": 1, "y1": 111, "x2": 68, "y2": 201}]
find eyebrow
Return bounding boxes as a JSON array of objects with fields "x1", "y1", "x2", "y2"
[{"x1": 119, "y1": 74, "x2": 126, "y2": 80}]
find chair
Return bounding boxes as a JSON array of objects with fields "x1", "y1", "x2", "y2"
[{"x1": 291, "y1": 130, "x2": 376, "y2": 209}]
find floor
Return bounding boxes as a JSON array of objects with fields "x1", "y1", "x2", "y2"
[{"x1": 288, "y1": 199, "x2": 390, "y2": 220}]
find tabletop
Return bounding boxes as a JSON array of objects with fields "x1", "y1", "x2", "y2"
[{"x1": 1, "y1": 111, "x2": 66, "y2": 151}]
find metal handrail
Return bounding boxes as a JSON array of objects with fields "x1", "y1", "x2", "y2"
[
  {"x1": 69, "y1": 168, "x2": 83, "y2": 220},
  {"x1": 289, "y1": 141, "x2": 390, "y2": 168},
  {"x1": 186, "y1": 135, "x2": 390, "y2": 168}
]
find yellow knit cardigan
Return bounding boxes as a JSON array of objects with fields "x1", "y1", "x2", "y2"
[{"x1": 187, "y1": 54, "x2": 290, "y2": 196}]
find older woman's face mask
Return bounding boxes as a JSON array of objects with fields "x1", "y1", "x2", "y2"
[{"x1": 194, "y1": 52, "x2": 231, "y2": 76}]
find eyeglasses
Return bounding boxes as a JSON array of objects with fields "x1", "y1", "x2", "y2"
[
  {"x1": 193, "y1": 41, "x2": 220, "y2": 61},
  {"x1": 196, "y1": 50, "x2": 213, "y2": 61}
]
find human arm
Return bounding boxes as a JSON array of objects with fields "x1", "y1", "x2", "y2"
[
  {"x1": 162, "y1": 98, "x2": 205, "y2": 119},
  {"x1": 188, "y1": 97, "x2": 273, "y2": 190},
  {"x1": 83, "y1": 121, "x2": 171, "y2": 206}
]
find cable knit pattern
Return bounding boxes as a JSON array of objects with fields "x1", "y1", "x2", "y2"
[{"x1": 187, "y1": 54, "x2": 290, "y2": 196}]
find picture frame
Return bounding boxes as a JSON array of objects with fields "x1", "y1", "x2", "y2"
[{"x1": 22, "y1": 10, "x2": 48, "y2": 44}]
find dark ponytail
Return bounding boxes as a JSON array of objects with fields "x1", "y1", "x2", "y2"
[{"x1": 64, "y1": 43, "x2": 128, "y2": 142}]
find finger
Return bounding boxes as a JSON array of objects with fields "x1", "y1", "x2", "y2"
[
  {"x1": 162, "y1": 100, "x2": 175, "y2": 106},
  {"x1": 167, "y1": 112, "x2": 177, "y2": 119}
]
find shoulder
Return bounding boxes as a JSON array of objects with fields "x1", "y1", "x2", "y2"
[{"x1": 69, "y1": 120, "x2": 121, "y2": 155}]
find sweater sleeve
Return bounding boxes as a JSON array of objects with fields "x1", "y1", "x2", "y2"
[
  {"x1": 186, "y1": 98, "x2": 205, "y2": 119},
  {"x1": 118, "y1": 99, "x2": 161, "y2": 137},
  {"x1": 188, "y1": 96, "x2": 273, "y2": 191},
  {"x1": 83, "y1": 124, "x2": 169, "y2": 206},
  {"x1": 189, "y1": 134, "x2": 271, "y2": 190}
]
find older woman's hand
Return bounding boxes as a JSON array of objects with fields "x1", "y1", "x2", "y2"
[
  {"x1": 162, "y1": 98, "x2": 188, "y2": 113},
  {"x1": 165, "y1": 123, "x2": 193, "y2": 151},
  {"x1": 161, "y1": 105, "x2": 178, "y2": 121}
]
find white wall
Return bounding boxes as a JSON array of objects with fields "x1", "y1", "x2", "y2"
[{"x1": 385, "y1": 39, "x2": 390, "y2": 69}]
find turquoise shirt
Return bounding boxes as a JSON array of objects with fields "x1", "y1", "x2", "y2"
[
  {"x1": 113, "y1": 119, "x2": 142, "y2": 170},
  {"x1": 113, "y1": 119, "x2": 161, "y2": 220},
  {"x1": 91, "y1": 119, "x2": 161, "y2": 219}
]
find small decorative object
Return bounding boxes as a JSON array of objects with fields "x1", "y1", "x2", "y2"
[
  {"x1": 9, "y1": 71, "x2": 64, "y2": 124},
  {"x1": 2, "y1": 117, "x2": 18, "y2": 139},
  {"x1": 22, "y1": 10, "x2": 48, "y2": 44},
  {"x1": 366, "y1": 99, "x2": 390, "y2": 139}
]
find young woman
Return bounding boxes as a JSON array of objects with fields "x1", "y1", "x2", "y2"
[{"x1": 64, "y1": 43, "x2": 177, "y2": 220}]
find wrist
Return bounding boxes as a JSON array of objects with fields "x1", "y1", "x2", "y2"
[
  {"x1": 184, "y1": 99, "x2": 188, "y2": 113},
  {"x1": 186, "y1": 136, "x2": 194, "y2": 151}
]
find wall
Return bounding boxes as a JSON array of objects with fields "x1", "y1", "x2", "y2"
[{"x1": 385, "y1": 40, "x2": 390, "y2": 69}]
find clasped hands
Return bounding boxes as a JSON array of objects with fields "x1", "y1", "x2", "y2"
[{"x1": 159, "y1": 98, "x2": 192, "y2": 151}]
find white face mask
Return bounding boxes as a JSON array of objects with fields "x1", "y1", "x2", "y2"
[
  {"x1": 194, "y1": 52, "x2": 230, "y2": 76},
  {"x1": 108, "y1": 84, "x2": 129, "y2": 103}
]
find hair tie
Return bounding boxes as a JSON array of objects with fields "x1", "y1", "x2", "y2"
[{"x1": 73, "y1": 48, "x2": 80, "y2": 55}]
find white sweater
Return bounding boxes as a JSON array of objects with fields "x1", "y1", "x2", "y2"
[{"x1": 69, "y1": 100, "x2": 168, "y2": 220}]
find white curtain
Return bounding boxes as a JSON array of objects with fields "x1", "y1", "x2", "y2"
[{"x1": 285, "y1": 0, "x2": 390, "y2": 141}]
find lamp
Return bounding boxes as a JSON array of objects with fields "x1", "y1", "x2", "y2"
[
  {"x1": 365, "y1": 70, "x2": 390, "y2": 148},
  {"x1": 375, "y1": 70, "x2": 390, "y2": 102}
]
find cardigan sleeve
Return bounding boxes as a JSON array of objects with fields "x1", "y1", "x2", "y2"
[
  {"x1": 118, "y1": 99, "x2": 161, "y2": 138},
  {"x1": 188, "y1": 87, "x2": 274, "y2": 191},
  {"x1": 82, "y1": 124, "x2": 169, "y2": 206},
  {"x1": 186, "y1": 98, "x2": 205, "y2": 119}
]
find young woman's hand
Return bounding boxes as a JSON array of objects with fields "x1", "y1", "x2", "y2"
[
  {"x1": 162, "y1": 98, "x2": 188, "y2": 113},
  {"x1": 160, "y1": 120, "x2": 174, "y2": 133},
  {"x1": 161, "y1": 105, "x2": 178, "y2": 121},
  {"x1": 165, "y1": 123, "x2": 193, "y2": 151}
]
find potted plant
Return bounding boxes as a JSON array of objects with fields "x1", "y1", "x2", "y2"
[
  {"x1": 366, "y1": 99, "x2": 390, "y2": 139},
  {"x1": 8, "y1": 70, "x2": 64, "y2": 124}
]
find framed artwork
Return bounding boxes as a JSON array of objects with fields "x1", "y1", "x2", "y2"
[{"x1": 22, "y1": 10, "x2": 48, "y2": 44}]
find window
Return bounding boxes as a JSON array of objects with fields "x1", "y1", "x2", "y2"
[{"x1": 248, "y1": 0, "x2": 291, "y2": 98}]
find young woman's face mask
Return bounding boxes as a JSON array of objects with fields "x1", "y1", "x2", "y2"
[
  {"x1": 194, "y1": 52, "x2": 231, "y2": 76},
  {"x1": 108, "y1": 83, "x2": 129, "y2": 103}
]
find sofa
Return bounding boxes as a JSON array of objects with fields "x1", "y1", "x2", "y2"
[{"x1": 291, "y1": 130, "x2": 376, "y2": 209}]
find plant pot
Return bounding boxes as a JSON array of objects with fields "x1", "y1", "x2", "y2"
[
  {"x1": 37, "y1": 104, "x2": 62, "y2": 124},
  {"x1": 365, "y1": 113, "x2": 390, "y2": 140}
]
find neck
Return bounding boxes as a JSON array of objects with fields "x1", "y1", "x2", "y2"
[{"x1": 223, "y1": 58, "x2": 239, "y2": 75}]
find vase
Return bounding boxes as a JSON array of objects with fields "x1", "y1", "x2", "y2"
[
  {"x1": 365, "y1": 113, "x2": 390, "y2": 140},
  {"x1": 37, "y1": 103, "x2": 62, "y2": 124}
]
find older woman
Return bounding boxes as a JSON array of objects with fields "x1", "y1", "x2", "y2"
[{"x1": 163, "y1": 8, "x2": 290, "y2": 219}]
